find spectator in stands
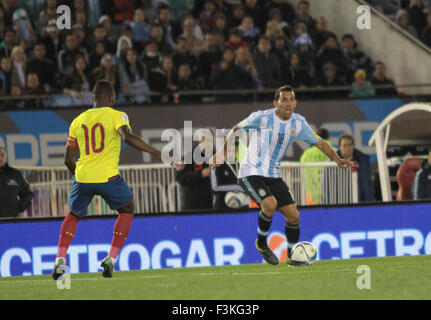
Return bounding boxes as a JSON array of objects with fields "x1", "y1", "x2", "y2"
[
  {"x1": 158, "y1": 5, "x2": 182, "y2": 48},
  {"x1": 140, "y1": 40, "x2": 161, "y2": 72},
  {"x1": 235, "y1": 46, "x2": 262, "y2": 89},
  {"x1": 407, "y1": 0, "x2": 427, "y2": 37},
  {"x1": 89, "y1": 40, "x2": 107, "y2": 73},
  {"x1": 10, "y1": 45, "x2": 27, "y2": 89},
  {"x1": 264, "y1": 0, "x2": 296, "y2": 27},
  {"x1": 0, "y1": 27, "x2": 17, "y2": 59},
  {"x1": 37, "y1": 1, "x2": 57, "y2": 33},
  {"x1": 243, "y1": 0, "x2": 264, "y2": 32},
  {"x1": 226, "y1": 27, "x2": 248, "y2": 54},
  {"x1": 337, "y1": 134, "x2": 375, "y2": 202},
  {"x1": 198, "y1": 33, "x2": 221, "y2": 89},
  {"x1": 27, "y1": 42, "x2": 57, "y2": 93},
  {"x1": 371, "y1": 61, "x2": 398, "y2": 97},
  {"x1": 316, "y1": 62, "x2": 347, "y2": 98},
  {"x1": 421, "y1": 13, "x2": 431, "y2": 46},
  {"x1": 72, "y1": 0, "x2": 97, "y2": 28},
  {"x1": 351, "y1": 69, "x2": 376, "y2": 98},
  {"x1": 130, "y1": 8, "x2": 151, "y2": 53},
  {"x1": 173, "y1": 63, "x2": 202, "y2": 102},
  {"x1": 267, "y1": 8, "x2": 291, "y2": 39},
  {"x1": 105, "y1": 0, "x2": 134, "y2": 24},
  {"x1": 119, "y1": 48, "x2": 150, "y2": 104},
  {"x1": 315, "y1": 33, "x2": 348, "y2": 83},
  {"x1": 93, "y1": 53, "x2": 121, "y2": 95},
  {"x1": 23, "y1": 73, "x2": 44, "y2": 108},
  {"x1": 0, "y1": 56, "x2": 12, "y2": 94},
  {"x1": 180, "y1": 15, "x2": 204, "y2": 56},
  {"x1": 311, "y1": 17, "x2": 330, "y2": 51},
  {"x1": 72, "y1": 24, "x2": 90, "y2": 55},
  {"x1": 212, "y1": 12, "x2": 228, "y2": 38},
  {"x1": 39, "y1": 19, "x2": 61, "y2": 64},
  {"x1": 148, "y1": 55, "x2": 177, "y2": 102},
  {"x1": 63, "y1": 55, "x2": 94, "y2": 105},
  {"x1": 115, "y1": 35, "x2": 133, "y2": 65},
  {"x1": 341, "y1": 34, "x2": 373, "y2": 82},
  {"x1": 99, "y1": 15, "x2": 121, "y2": 48},
  {"x1": 199, "y1": 0, "x2": 218, "y2": 34},
  {"x1": 227, "y1": 4, "x2": 245, "y2": 30},
  {"x1": 149, "y1": 22, "x2": 175, "y2": 56},
  {"x1": 168, "y1": 0, "x2": 194, "y2": 23},
  {"x1": 264, "y1": 20, "x2": 288, "y2": 46},
  {"x1": 6, "y1": 85, "x2": 26, "y2": 109},
  {"x1": 293, "y1": 33, "x2": 315, "y2": 79},
  {"x1": 295, "y1": 0, "x2": 316, "y2": 34},
  {"x1": 0, "y1": 146, "x2": 34, "y2": 218},
  {"x1": 395, "y1": 9, "x2": 419, "y2": 37},
  {"x1": 213, "y1": 29, "x2": 226, "y2": 52},
  {"x1": 412, "y1": 150, "x2": 431, "y2": 200},
  {"x1": 272, "y1": 36, "x2": 290, "y2": 77},
  {"x1": 90, "y1": 24, "x2": 113, "y2": 54},
  {"x1": 173, "y1": 36, "x2": 198, "y2": 79},
  {"x1": 252, "y1": 36, "x2": 281, "y2": 89},
  {"x1": 284, "y1": 51, "x2": 311, "y2": 88},
  {"x1": 238, "y1": 15, "x2": 260, "y2": 48},
  {"x1": 12, "y1": 8, "x2": 36, "y2": 48},
  {"x1": 58, "y1": 33, "x2": 89, "y2": 75}
]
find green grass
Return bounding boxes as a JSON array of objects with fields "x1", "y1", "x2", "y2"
[{"x1": 1, "y1": 255, "x2": 430, "y2": 300}]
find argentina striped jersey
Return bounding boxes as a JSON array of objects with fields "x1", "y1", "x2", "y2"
[{"x1": 237, "y1": 108, "x2": 321, "y2": 178}]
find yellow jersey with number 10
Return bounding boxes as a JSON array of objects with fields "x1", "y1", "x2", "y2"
[{"x1": 67, "y1": 107, "x2": 131, "y2": 183}]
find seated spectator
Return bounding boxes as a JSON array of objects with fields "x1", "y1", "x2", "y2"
[
  {"x1": 99, "y1": 15, "x2": 122, "y2": 50},
  {"x1": 293, "y1": 33, "x2": 315, "y2": 79},
  {"x1": 341, "y1": 34, "x2": 373, "y2": 82},
  {"x1": 227, "y1": 4, "x2": 245, "y2": 30},
  {"x1": 149, "y1": 23, "x2": 174, "y2": 56},
  {"x1": 315, "y1": 33, "x2": 348, "y2": 83},
  {"x1": 106, "y1": 0, "x2": 134, "y2": 24},
  {"x1": 311, "y1": 17, "x2": 330, "y2": 51},
  {"x1": 212, "y1": 12, "x2": 228, "y2": 38},
  {"x1": 406, "y1": 0, "x2": 427, "y2": 37},
  {"x1": 115, "y1": 35, "x2": 133, "y2": 65},
  {"x1": 267, "y1": 8, "x2": 292, "y2": 40},
  {"x1": 140, "y1": 40, "x2": 161, "y2": 73},
  {"x1": 317, "y1": 62, "x2": 347, "y2": 99},
  {"x1": 10, "y1": 46, "x2": 27, "y2": 89},
  {"x1": 284, "y1": 51, "x2": 311, "y2": 88},
  {"x1": 238, "y1": 15, "x2": 260, "y2": 48},
  {"x1": 294, "y1": 0, "x2": 317, "y2": 34},
  {"x1": 119, "y1": 48, "x2": 150, "y2": 104},
  {"x1": 234, "y1": 47, "x2": 262, "y2": 89},
  {"x1": 168, "y1": 0, "x2": 194, "y2": 23},
  {"x1": 23, "y1": 73, "x2": 44, "y2": 108},
  {"x1": 173, "y1": 63, "x2": 202, "y2": 102},
  {"x1": 62, "y1": 55, "x2": 94, "y2": 105},
  {"x1": 421, "y1": 13, "x2": 431, "y2": 47},
  {"x1": 180, "y1": 15, "x2": 204, "y2": 56},
  {"x1": 412, "y1": 150, "x2": 431, "y2": 200},
  {"x1": 337, "y1": 134, "x2": 375, "y2": 202},
  {"x1": 72, "y1": 24, "x2": 90, "y2": 55},
  {"x1": 148, "y1": 55, "x2": 177, "y2": 103},
  {"x1": 6, "y1": 85, "x2": 26, "y2": 109},
  {"x1": 198, "y1": 33, "x2": 222, "y2": 89},
  {"x1": 157, "y1": 4, "x2": 182, "y2": 48},
  {"x1": 225, "y1": 28, "x2": 248, "y2": 54},
  {"x1": 213, "y1": 30, "x2": 227, "y2": 52},
  {"x1": 39, "y1": 19, "x2": 61, "y2": 64},
  {"x1": 371, "y1": 61, "x2": 398, "y2": 97},
  {"x1": 92, "y1": 24, "x2": 115, "y2": 54},
  {"x1": 73, "y1": 0, "x2": 97, "y2": 28},
  {"x1": 272, "y1": 36, "x2": 290, "y2": 78},
  {"x1": 292, "y1": 22, "x2": 309, "y2": 46},
  {"x1": 89, "y1": 40, "x2": 107, "y2": 74},
  {"x1": 243, "y1": 0, "x2": 265, "y2": 32},
  {"x1": 27, "y1": 42, "x2": 57, "y2": 93},
  {"x1": 37, "y1": 2, "x2": 57, "y2": 33},
  {"x1": 264, "y1": 20, "x2": 288, "y2": 45},
  {"x1": 395, "y1": 9, "x2": 419, "y2": 37},
  {"x1": 173, "y1": 36, "x2": 198, "y2": 79},
  {"x1": 0, "y1": 27, "x2": 17, "y2": 59},
  {"x1": 252, "y1": 36, "x2": 281, "y2": 89},
  {"x1": 350, "y1": 69, "x2": 375, "y2": 98},
  {"x1": 199, "y1": 0, "x2": 218, "y2": 34},
  {"x1": 0, "y1": 56, "x2": 12, "y2": 94},
  {"x1": 130, "y1": 8, "x2": 151, "y2": 53},
  {"x1": 58, "y1": 33, "x2": 89, "y2": 75},
  {"x1": 264, "y1": 0, "x2": 297, "y2": 27},
  {"x1": 12, "y1": 9, "x2": 36, "y2": 48},
  {"x1": 93, "y1": 53, "x2": 121, "y2": 95}
]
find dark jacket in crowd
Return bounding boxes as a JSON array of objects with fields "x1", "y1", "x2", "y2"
[
  {"x1": 371, "y1": 76, "x2": 398, "y2": 97},
  {"x1": 412, "y1": 159, "x2": 431, "y2": 200},
  {"x1": 252, "y1": 50, "x2": 282, "y2": 89},
  {"x1": 176, "y1": 154, "x2": 213, "y2": 211},
  {"x1": 0, "y1": 163, "x2": 34, "y2": 218}
]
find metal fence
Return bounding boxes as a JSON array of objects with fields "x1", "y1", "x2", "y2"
[{"x1": 16, "y1": 162, "x2": 357, "y2": 218}]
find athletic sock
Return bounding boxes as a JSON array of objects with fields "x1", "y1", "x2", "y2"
[
  {"x1": 285, "y1": 223, "x2": 300, "y2": 258},
  {"x1": 108, "y1": 213, "x2": 134, "y2": 260},
  {"x1": 57, "y1": 212, "x2": 80, "y2": 260},
  {"x1": 257, "y1": 210, "x2": 273, "y2": 248}
]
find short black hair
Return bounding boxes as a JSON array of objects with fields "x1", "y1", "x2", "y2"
[
  {"x1": 274, "y1": 85, "x2": 295, "y2": 101},
  {"x1": 93, "y1": 79, "x2": 115, "y2": 100},
  {"x1": 338, "y1": 134, "x2": 355, "y2": 146},
  {"x1": 317, "y1": 128, "x2": 329, "y2": 140}
]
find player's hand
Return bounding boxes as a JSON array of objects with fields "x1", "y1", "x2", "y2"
[
  {"x1": 170, "y1": 161, "x2": 184, "y2": 170},
  {"x1": 336, "y1": 159, "x2": 357, "y2": 169}
]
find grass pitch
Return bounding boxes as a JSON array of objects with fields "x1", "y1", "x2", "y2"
[{"x1": 1, "y1": 255, "x2": 430, "y2": 300}]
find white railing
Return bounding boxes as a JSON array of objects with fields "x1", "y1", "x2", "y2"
[{"x1": 16, "y1": 162, "x2": 358, "y2": 218}]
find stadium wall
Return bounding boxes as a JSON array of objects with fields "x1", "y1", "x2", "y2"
[
  {"x1": 1, "y1": 202, "x2": 430, "y2": 277},
  {"x1": 0, "y1": 98, "x2": 404, "y2": 166}
]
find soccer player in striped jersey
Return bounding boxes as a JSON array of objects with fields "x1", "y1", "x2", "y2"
[
  {"x1": 210, "y1": 85, "x2": 356, "y2": 265},
  {"x1": 52, "y1": 80, "x2": 182, "y2": 279}
]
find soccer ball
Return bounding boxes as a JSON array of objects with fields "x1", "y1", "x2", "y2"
[
  {"x1": 224, "y1": 191, "x2": 248, "y2": 208},
  {"x1": 290, "y1": 241, "x2": 317, "y2": 266}
]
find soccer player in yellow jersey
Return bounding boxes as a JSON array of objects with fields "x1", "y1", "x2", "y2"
[{"x1": 52, "y1": 80, "x2": 182, "y2": 279}]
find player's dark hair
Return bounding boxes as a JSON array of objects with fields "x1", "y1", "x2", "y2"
[
  {"x1": 274, "y1": 85, "x2": 295, "y2": 101},
  {"x1": 338, "y1": 134, "x2": 355, "y2": 146},
  {"x1": 317, "y1": 128, "x2": 329, "y2": 140},
  {"x1": 93, "y1": 80, "x2": 115, "y2": 100}
]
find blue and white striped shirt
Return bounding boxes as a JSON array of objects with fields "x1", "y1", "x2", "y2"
[{"x1": 237, "y1": 108, "x2": 321, "y2": 178}]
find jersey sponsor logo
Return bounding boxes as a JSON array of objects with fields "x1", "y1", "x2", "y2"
[{"x1": 258, "y1": 188, "x2": 266, "y2": 198}]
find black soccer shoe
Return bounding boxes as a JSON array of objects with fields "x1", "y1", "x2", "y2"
[{"x1": 255, "y1": 239, "x2": 279, "y2": 265}]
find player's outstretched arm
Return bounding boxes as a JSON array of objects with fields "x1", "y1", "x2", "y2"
[
  {"x1": 64, "y1": 145, "x2": 79, "y2": 175},
  {"x1": 314, "y1": 140, "x2": 357, "y2": 169},
  {"x1": 209, "y1": 125, "x2": 240, "y2": 169}
]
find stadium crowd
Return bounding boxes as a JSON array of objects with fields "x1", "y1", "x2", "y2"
[{"x1": 0, "y1": 0, "x2": 402, "y2": 108}]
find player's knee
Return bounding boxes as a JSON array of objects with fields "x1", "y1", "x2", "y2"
[
  {"x1": 118, "y1": 200, "x2": 135, "y2": 214},
  {"x1": 289, "y1": 210, "x2": 300, "y2": 225},
  {"x1": 261, "y1": 197, "x2": 277, "y2": 215}
]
